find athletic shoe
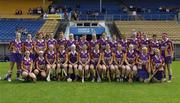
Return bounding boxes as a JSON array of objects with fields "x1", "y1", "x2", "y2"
[
  {"x1": 167, "y1": 80, "x2": 172, "y2": 83},
  {"x1": 82, "y1": 78, "x2": 84, "y2": 83},
  {"x1": 8, "y1": 77, "x2": 12, "y2": 82},
  {"x1": 97, "y1": 77, "x2": 101, "y2": 83},
  {"x1": 67, "y1": 78, "x2": 72, "y2": 82},
  {"x1": 4, "y1": 74, "x2": 9, "y2": 80},
  {"x1": 116, "y1": 78, "x2": 120, "y2": 82},
  {"x1": 46, "y1": 76, "x2": 51, "y2": 82},
  {"x1": 120, "y1": 78, "x2": 124, "y2": 82},
  {"x1": 91, "y1": 78, "x2": 95, "y2": 83},
  {"x1": 0, "y1": 76, "x2": 1, "y2": 80},
  {"x1": 16, "y1": 77, "x2": 24, "y2": 81},
  {"x1": 162, "y1": 78, "x2": 167, "y2": 82}
]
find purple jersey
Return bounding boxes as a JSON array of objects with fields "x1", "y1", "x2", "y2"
[
  {"x1": 91, "y1": 50, "x2": 100, "y2": 63},
  {"x1": 160, "y1": 38, "x2": 173, "y2": 57},
  {"x1": 109, "y1": 41, "x2": 118, "y2": 52},
  {"x1": 35, "y1": 39, "x2": 46, "y2": 51},
  {"x1": 69, "y1": 51, "x2": 78, "y2": 63},
  {"x1": 150, "y1": 40, "x2": 160, "y2": 54},
  {"x1": 47, "y1": 39, "x2": 57, "y2": 47},
  {"x1": 141, "y1": 38, "x2": 149, "y2": 47},
  {"x1": 36, "y1": 57, "x2": 46, "y2": 69},
  {"x1": 22, "y1": 57, "x2": 32, "y2": 71},
  {"x1": 152, "y1": 55, "x2": 164, "y2": 68},
  {"x1": 115, "y1": 51, "x2": 124, "y2": 63},
  {"x1": 58, "y1": 50, "x2": 66, "y2": 63},
  {"x1": 67, "y1": 40, "x2": 75, "y2": 51},
  {"x1": 57, "y1": 39, "x2": 66, "y2": 46},
  {"x1": 24, "y1": 40, "x2": 34, "y2": 51},
  {"x1": 12, "y1": 39, "x2": 23, "y2": 53},
  {"x1": 104, "y1": 50, "x2": 112, "y2": 64},
  {"x1": 119, "y1": 39, "x2": 128, "y2": 53},
  {"x1": 127, "y1": 50, "x2": 136, "y2": 64},
  {"x1": 89, "y1": 40, "x2": 99, "y2": 51},
  {"x1": 79, "y1": 40, "x2": 89, "y2": 50},
  {"x1": 46, "y1": 51, "x2": 56, "y2": 64},
  {"x1": 139, "y1": 54, "x2": 149, "y2": 68},
  {"x1": 99, "y1": 38, "x2": 107, "y2": 50},
  {"x1": 129, "y1": 38, "x2": 139, "y2": 48},
  {"x1": 80, "y1": 51, "x2": 89, "y2": 64}
]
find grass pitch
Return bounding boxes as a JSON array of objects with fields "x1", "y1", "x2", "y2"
[{"x1": 0, "y1": 62, "x2": 180, "y2": 103}]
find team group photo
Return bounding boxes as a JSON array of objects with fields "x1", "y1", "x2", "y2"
[
  {"x1": 3, "y1": 32, "x2": 174, "y2": 84},
  {"x1": 0, "y1": 0, "x2": 180, "y2": 103}
]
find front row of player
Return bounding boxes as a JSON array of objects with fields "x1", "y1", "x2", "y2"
[{"x1": 21, "y1": 43, "x2": 165, "y2": 83}]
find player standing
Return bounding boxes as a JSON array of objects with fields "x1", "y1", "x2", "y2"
[
  {"x1": 160, "y1": 33, "x2": 174, "y2": 82},
  {"x1": 4, "y1": 33, "x2": 23, "y2": 82}
]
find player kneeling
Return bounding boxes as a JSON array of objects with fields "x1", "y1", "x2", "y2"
[
  {"x1": 151, "y1": 49, "x2": 164, "y2": 83},
  {"x1": 34, "y1": 51, "x2": 47, "y2": 80},
  {"x1": 113, "y1": 44, "x2": 126, "y2": 82},
  {"x1": 45, "y1": 45, "x2": 56, "y2": 82},
  {"x1": 90, "y1": 44, "x2": 101, "y2": 82},
  {"x1": 67, "y1": 44, "x2": 78, "y2": 82},
  {"x1": 21, "y1": 51, "x2": 36, "y2": 82},
  {"x1": 125, "y1": 44, "x2": 137, "y2": 83},
  {"x1": 57, "y1": 45, "x2": 68, "y2": 81},
  {"x1": 137, "y1": 47, "x2": 150, "y2": 82},
  {"x1": 101, "y1": 44, "x2": 114, "y2": 82},
  {"x1": 78, "y1": 44, "x2": 90, "y2": 83}
]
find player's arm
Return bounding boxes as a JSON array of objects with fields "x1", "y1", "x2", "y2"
[
  {"x1": 34, "y1": 42, "x2": 39, "y2": 54},
  {"x1": 45, "y1": 53, "x2": 50, "y2": 65},
  {"x1": 120, "y1": 54, "x2": 125, "y2": 66},
  {"x1": 53, "y1": 54, "x2": 57, "y2": 65},
  {"x1": 109, "y1": 53, "x2": 114, "y2": 64},
  {"x1": 36, "y1": 60, "x2": 42, "y2": 72},
  {"x1": 44, "y1": 41, "x2": 47, "y2": 52},
  {"x1": 124, "y1": 53, "x2": 130, "y2": 65},
  {"x1": 56, "y1": 53, "x2": 60, "y2": 63},
  {"x1": 30, "y1": 60, "x2": 33, "y2": 72},
  {"x1": 101, "y1": 53, "x2": 106, "y2": 65},
  {"x1": 21, "y1": 61, "x2": 27, "y2": 72},
  {"x1": 114, "y1": 54, "x2": 118, "y2": 65},
  {"x1": 74, "y1": 53, "x2": 79, "y2": 64},
  {"x1": 64, "y1": 53, "x2": 68, "y2": 64}
]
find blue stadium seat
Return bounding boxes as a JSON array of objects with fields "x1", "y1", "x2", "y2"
[{"x1": 0, "y1": 19, "x2": 45, "y2": 42}]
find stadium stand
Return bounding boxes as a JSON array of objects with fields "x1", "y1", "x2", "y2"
[
  {"x1": 0, "y1": 0, "x2": 52, "y2": 19},
  {"x1": 38, "y1": 20, "x2": 59, "y2": 34},
  {"x1": 123, "y1": 0, "x2": 179, "y2": 20},
  {"x1": 115, "y1": 21, "x2": 180, "y2": 43},
  {"x1": 0, "y1": 19, "x2": 45, "y2": 42}
]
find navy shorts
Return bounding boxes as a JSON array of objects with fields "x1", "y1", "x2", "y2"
[
  {"x1": 138, "y1": 68, "x2": 149, "y2": 79},
  {"x1": 10, "y1": 53, "x2": 22, "y2": 63},
  {"x1": 165, "y1": 56, "x2": 172, "y2": 64},
  {"x1": 154, "y1": 71, "x2": 163, "y2": 80}
]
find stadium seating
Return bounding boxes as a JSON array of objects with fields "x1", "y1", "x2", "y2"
[
  {"x1": 115, "y1": 21, "x2": 180, "y2": 43},
  {"x1": 0, "y1": 0, "x2": 51, "y2": 19},
  {"x1": 123, "y1": 0, "x2": 179, "y2": 20},
  {"x1": 0, "y1": 19, "x2": 45, "y2": 42},
  {"x1": 52, "y1": 0, "x2": 127, "y2": 20},
  {"x1": 38, "y1": 20, "x2": 59, "y2": 34}
]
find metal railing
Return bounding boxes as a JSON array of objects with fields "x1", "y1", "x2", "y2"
[{"x1": 77, "y1": 14, "x2": 176, "y2": 21}]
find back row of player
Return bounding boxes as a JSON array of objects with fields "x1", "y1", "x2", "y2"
[{"x1": 4, "y1": 32, "x2": 174, "y2": 83}]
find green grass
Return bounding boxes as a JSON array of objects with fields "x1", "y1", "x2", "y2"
[{"x1": 0, "y1": 62, "x2": 180, "y2": 103}]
